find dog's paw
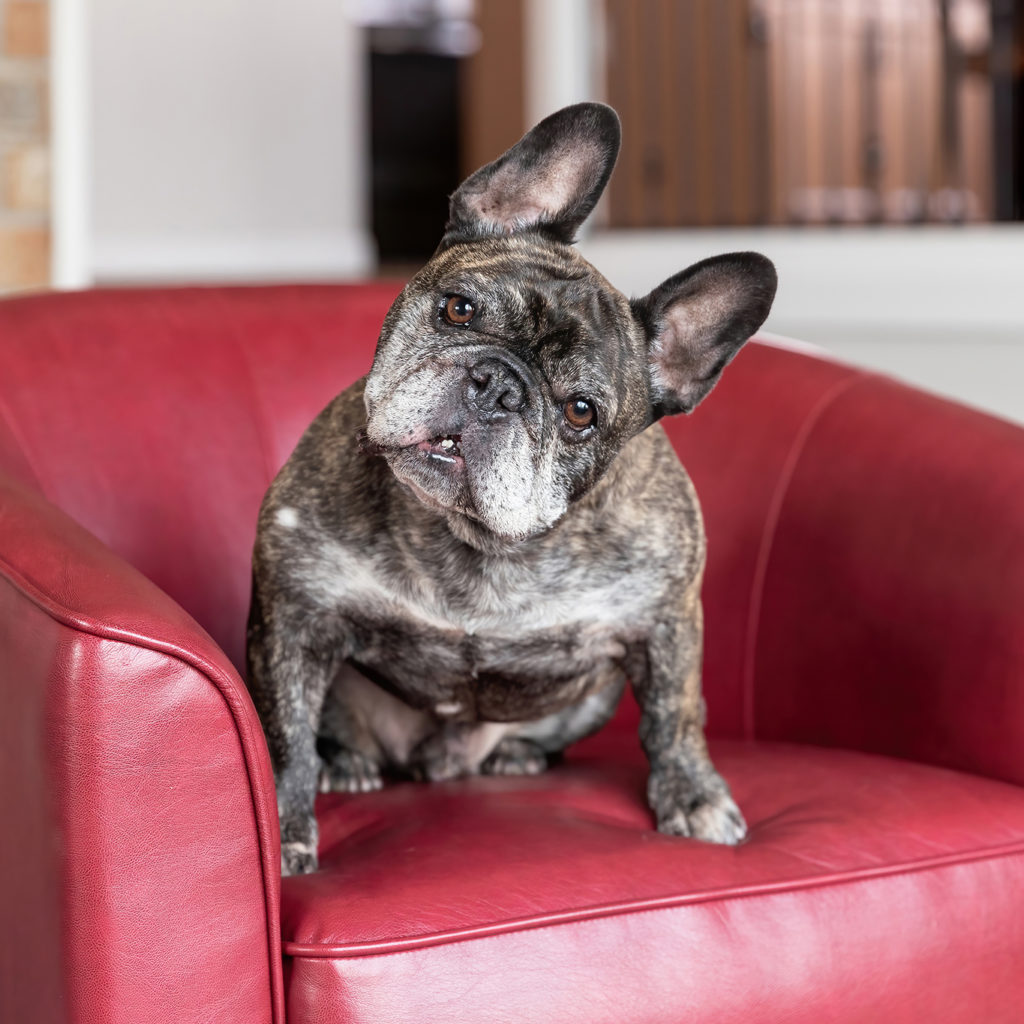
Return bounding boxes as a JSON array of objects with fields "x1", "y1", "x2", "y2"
[
  {"x1": 649, "y1": 768, "x2": 747, "y2": 846},
  {"x1": 281, "y1": 840, "x2": 319, "y2": 876},
  {"x1": 481, "y1": 737, "x2": 548, "y2": 777},
  {"x1": 318, "y1": 749, "x2": 383, "y2": 794},
  {"x1": 410, "y1": 749, "x2": 468, "y2": 783},
  {"x1": 408, "y1": 729, "x2": 475, "y2": 782},
  {"x1": 657, "y1": 792, "x2": 747, "y2": 845},
  {"x1": 279, "y1": 811, "x2": 320, "y2": 875}
]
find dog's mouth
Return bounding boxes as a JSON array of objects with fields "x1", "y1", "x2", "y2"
[
  {"x1": 359, "y1": 429, "x2": 465, "y2": 467},
  {"x1": 415, "y1": 433, "x2": 464, "y2": 465}
]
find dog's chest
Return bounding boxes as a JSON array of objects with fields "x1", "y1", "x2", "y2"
[{"x1": 333, "y1": 552, "x2": 644, "y2": 720}]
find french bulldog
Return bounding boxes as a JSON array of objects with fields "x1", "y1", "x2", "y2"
[{"x1": 247, "y1": 103, "x2": 777, "y2": 875}]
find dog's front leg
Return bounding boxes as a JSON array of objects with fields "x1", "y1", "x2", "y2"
[
  {"x1": 247, "y1": 594, "x2": 349, "y2": 875},
  {"x1": 632, "y1": 594, "x2": 746, "y2": 845}
]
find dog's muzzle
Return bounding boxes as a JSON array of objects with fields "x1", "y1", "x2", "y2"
[{"x1": 467, "y1": 358, "x2": 527, "y2": 420}]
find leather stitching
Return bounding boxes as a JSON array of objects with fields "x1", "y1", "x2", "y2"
[
  {"x1": 282, "y1": 837, "x2": 1024, "y2": 959},
  {"x1": 741, "y1": 370, "x2": 870, "y2": 740},
  {"x1": 0, "y1": 393, "x2": 48, "y2": 496}
]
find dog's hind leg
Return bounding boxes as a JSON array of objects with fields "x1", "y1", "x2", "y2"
[
  {"x1": 317, "y1": 670, "x2": 387, "y2": 794},
  {"x1": 319, "y1": 664, "x2": 433, "y2": 787},
  {"x1": 513, "y1": 674, "x2": 627, "y2": 756}
]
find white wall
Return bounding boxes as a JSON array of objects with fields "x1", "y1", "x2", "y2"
[
  {"x1": 87, "y1": 0, "x2": 374, "y2": 282},
  {"x1": 580, "y1": 227, "x2": 1024, "y2": 425},
  {"x1": 523, "y1": 0, "x2": 597, "y2": 125}
]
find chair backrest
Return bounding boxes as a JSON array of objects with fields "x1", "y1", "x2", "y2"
[
  {"x1": 0, "y1": 284, "x2": 401, "y2": 671},
  {"x1": 0, "y1": 285, "x2": 857, "y2": 737}
]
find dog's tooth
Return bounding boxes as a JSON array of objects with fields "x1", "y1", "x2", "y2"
[{"x1": 440, "y1": 438, "x2": 455, "y2": 450}]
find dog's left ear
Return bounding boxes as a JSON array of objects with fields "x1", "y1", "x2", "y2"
[
  {"x1": 446, "y1": 103, "x2": 621, "y2": 244},
  {"x1": 632, "y1": 252, "x2": 777, "y2": 418}
]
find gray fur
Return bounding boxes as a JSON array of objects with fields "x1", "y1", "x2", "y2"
[{"x1": 246, "y1": 103, "x2": 776, "y2": 874}]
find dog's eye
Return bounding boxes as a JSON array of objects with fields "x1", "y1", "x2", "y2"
[
  {"x1": 443, "y1": 295, "x2": 476, "y2": 326},
  {"x1": 564, "y1": 397, "x2": 596, "y2": 430}
]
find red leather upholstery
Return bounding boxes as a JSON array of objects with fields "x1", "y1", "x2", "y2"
[
  {"x1": 1, "y1": 285, "x2": 1022, "y2": 1024},
  {"x1": 0, "y1": 285, "x2": 399, "y2": 1024},
  {"x1": 286, "y1": 741, "x2": 1024, "y2": 1023},
  {"x1": 751, "y1": 377, "x2": 1024, "y2": 783}
]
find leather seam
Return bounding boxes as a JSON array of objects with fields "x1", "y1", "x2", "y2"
[
  {"x1": 0, "y1": 557, "x2": 286, "y2": 1024},
  {"x1": 0, "y1": 393, "x2": 48, "y2": 496},
  {"x1": 282, "y1": 837, "x2": 1024, "y2": 959},
  {"x1": 741, "y1": 370, "x2": 871, "y2": 740}
]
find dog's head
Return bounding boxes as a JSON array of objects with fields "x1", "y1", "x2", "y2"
[{"x1": 364, "y1": 103, "x2": 776, "y2": 545}]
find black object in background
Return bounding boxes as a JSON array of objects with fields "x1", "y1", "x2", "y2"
[
  {"x1": 991, "y1": 0, "x2": 1023, "y2": 220},
  {"x1": 370, "y1": 46, "x2": 461, "y2": 264}
]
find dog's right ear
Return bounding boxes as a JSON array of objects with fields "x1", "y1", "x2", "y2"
[{"x1": 445, "y1": 103, "x2": 621, "y2": 245}]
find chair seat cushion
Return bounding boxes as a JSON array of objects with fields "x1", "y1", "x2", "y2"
[{"x1": 282, "y1": 736, "x2": 1024, "y2": 1024}]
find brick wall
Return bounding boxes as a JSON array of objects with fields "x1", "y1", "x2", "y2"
[{"x1": 0, "y1": 0, "x2": 49, "y2": 292}]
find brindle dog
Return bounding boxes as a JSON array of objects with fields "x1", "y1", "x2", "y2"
[{"x1": 247, "y1": 103, "x2": 777, "y2": 875}]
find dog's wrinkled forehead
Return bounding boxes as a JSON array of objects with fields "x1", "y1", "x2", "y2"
[
  {"x1": 437, "y1": 237, "x2": 625, "y2": 333},
  {"x1": 380, "y1": 234, "x2": 643, "y2": 413}
]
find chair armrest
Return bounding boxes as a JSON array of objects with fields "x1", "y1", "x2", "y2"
[
  {"x1": 750, "y1": 371, "x2": 1024, "y2": 786},
  {"x1": 0, "y1": 474, "x2": 283, "y2": 1024}
]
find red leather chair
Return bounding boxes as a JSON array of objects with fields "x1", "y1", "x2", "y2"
[{"x1": 3, "y1": 284, "x2": 1023, "y2": 1024}]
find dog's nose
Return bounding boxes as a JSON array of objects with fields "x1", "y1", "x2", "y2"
[{"x1": 468, "y1": 359, "x2": 526, "y2": 418}]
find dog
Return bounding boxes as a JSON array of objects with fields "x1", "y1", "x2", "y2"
[{"x1": 246, "y1": 102, "x2": 777, "y2": 875}]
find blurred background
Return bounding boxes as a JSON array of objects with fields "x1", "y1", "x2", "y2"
[{"x1": 0, "y1": 0, "x2": 1021, "y2": 421}]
